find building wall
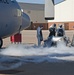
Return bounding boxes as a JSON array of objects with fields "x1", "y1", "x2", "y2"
[
  {"x1": 23, "y1": 10, "x2": 47, "y2": 23},
  {"x1": 19, "y1": 2, "x2": 74, "y2": 30},
  {"x1": 19, "y1": 3, "x2": 48, "y2": 30},
  {"x1": 48, "y1": 22, "x2": 74, "y2": 30},
  {"x1": 19, "y1": 3, "x2": 47, "y2": 23},
  {"x1": 49, "y1": 0, "x2": 74, "y2": 22},
  {"x1": 32, "y1": 23, "x2": 48, "y2": 30},
  {"x1": 48, "y1": 0, "x2": 74, "y2": 30},
  {"x1": 26, "y1": 22, "x2": 48, "y2": 30}
]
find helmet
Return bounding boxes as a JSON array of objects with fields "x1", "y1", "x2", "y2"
[
  {"x1": 53, "y1": 23, "x2": 56, "y2": 27},
  {"x1": 59, "y1": 24, "x2": 62, "y2": 28}
]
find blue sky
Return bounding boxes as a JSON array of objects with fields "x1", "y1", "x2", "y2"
[{"x1": 16, "y1": 0, "x2": 64, "y2": 4}]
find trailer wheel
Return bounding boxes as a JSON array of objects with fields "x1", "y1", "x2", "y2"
[{"x1": 0, "y1": 38, "x2": 3, "y2": 48}]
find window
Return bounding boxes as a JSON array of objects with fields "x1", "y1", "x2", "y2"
[
  {"x1": 55, "y1": 0, "x2": 66, "y2": 4},
  {"x1": 17, "y1": 9, "x2": 22, "y2": 16},
  {"x1": 11, "y1": 0, "x2": 15, "y2": 3}
]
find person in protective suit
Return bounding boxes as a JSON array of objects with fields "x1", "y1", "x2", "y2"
[
  {"x1": 49, "y1": 24, "x2": 56, "y2": 37},
  {"x1": 57, "y1": 25, "x2": 65, "y2": 37},
  {"x1": 37, "y1": 25, "x2": 43, "y2": 46},
  {"x1": 44, "y1": 24, "x2": 57, "y2": 47}
]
